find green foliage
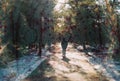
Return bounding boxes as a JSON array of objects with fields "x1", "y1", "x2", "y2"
[
  {"x1": 67, "y1": 0, "x2": 111, "y2": 47},
  {"x1": 0, "y1": 0, "x2": 55, "y2": 64},
  {"x1": 0, "y1": 44, "x2": 16, "y2": 68}
]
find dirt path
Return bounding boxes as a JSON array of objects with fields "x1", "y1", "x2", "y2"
[{"x1": 23, "y1": 43, "x2": 109, "y2": 81}]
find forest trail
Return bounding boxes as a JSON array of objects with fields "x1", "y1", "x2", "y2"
[{"x1": 23, "y1": 43, "x2": 109, "y2": 81}]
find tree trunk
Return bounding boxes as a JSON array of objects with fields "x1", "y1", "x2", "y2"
[
  {"x1": 10, "y1": 11, "x2": 19, "y2": 59},
  {"x1": 38, "y1": 17, "x2": 43, "y2": 57},
  {"x1": 98, "y1": 23, "x2": 102, "y2": 46}
]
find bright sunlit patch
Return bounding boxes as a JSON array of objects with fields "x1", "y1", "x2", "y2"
[{"x1": 54, "y1": 0, "x2": 70, "y2": 12}]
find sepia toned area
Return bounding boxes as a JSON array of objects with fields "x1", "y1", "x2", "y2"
[{"x1": 0, "y1": 0, "x2": 120, "y2": 81}]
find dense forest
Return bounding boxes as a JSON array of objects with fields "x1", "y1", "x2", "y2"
[{"x1": 0, "y1": 0, "x2": 120, "y2": 81}]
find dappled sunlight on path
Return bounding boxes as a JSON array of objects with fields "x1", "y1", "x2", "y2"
[{"x1": 23, "y1": 43, "x2": 109, "y2": 81}]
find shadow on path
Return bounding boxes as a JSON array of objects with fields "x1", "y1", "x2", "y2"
[
  {"x1": 62, "y1": 56, "x2": 70, "y2": 63},
  {"x1": 23, "y1": 59, "x2": 70, "y2": 81},
  {"x1": 23, "y1": 43, "x2": 109, "y2": 81}
]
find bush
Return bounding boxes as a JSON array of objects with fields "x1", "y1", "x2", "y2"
[{"x1": 0, "y1": 44, "x2": 22, "y2": 68}]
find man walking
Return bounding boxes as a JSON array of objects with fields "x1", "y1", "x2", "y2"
[
  {"x1": 61, "y1": 37, "x2": 68, "y2": 57},
  {"x1": 61, "y1": 32, "x2": 71, "y2": 58}
]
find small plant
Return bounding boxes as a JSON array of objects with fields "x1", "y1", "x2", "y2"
[{"x1": 0, "y1": 44, "x2": 20, "y2": 68}]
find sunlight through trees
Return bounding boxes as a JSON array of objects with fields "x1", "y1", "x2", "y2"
[{"x1": 0, "y1": 0, "x2": 120, "y2": 80}]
